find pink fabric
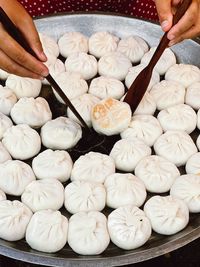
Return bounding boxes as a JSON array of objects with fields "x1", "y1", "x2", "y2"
[{"x1": 19, "y1": 0, "x2": 158, "y2": 21}]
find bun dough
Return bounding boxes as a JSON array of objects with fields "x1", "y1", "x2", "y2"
[
  {"x1": 91, "y1": 98, "x2": 132, "y2": 136},
  {"x1": 89, "y1": 76, "x2": 125, "y2": 100},
  {"x1": 71, "y1": 151, "x2": 115, "y2": 183},
  {"x1": 98, "y1": 51, "x2": 132, "y2": 81},
  {"x1": 108, "y1": 205, "x2": 151, "y2": 250},
  {"x1": 135, "y1": 155, "x2": 180, "y2": 193},
  {"x1": 185, "y1": 82, "x2": 200, "y2": 110},
  {"x1": 154, "y1": 131, "x2": 197, "y2": 167},
  {"x1": 121, "y1": 115, "x2": 163, "y2": 147},
  {"x1": 0, "y1": 85, "x2": 17, "y2": 115},
  {"x1": 68, "y1": 211, "x2": 110, "y2": 255},
  {"x1": 21, "y1": 179, "x2": 64, "y2": 212},
  {"x1": 0, "y1": 160, "x2": 36, "y2": 196},
  {"x1": 43, "y1": 58, "x2": 65, "y2": 85},
  {"x1": 89, "y1": 31, "x2": 119, "y2": 58},
  {"x1": 53, "y1": 71, "x2": 88, "y2": 103},
  {"x1": 144, "y1": 195, "x2": 189, "y2": 235},
  {"x1": 150, "y1": 80, "x2": 185, "y2": 110},
  {"x1": 0, "y1": 112, "x2": 13, "y2": 139},
  {"x1": 0, "y1": 142, "x2": 11, "y2": 163},
  {"x1": 196, "y1": 134, "x2": 200, "y2": 151},
  {"x1": 165, "y1": 64, "x2": 200, "y2": 87},
  {"x1": 6, "y1": 75, "x2": 42, "y2": 99},
  {"x1": 125, "y1": 64, "x2": 160, "y2": 90},
  {"x1": 157, "y1": 104, "x2": 197, "y2": 134},
  {"x1": 117, "y1": 36, "x2": 148, "y2": 63},
  {"x1": 58, "y1": 32, "x2": 88, "y2": 58},
  {"x1": 170, "y1": 174, "x2": 200, "y2": 213},
  {"x1": 26, "y1": 210, "x2": 68, "y2": 253},
  {"x1": 39, "y1": 33, "x2": 59, "y2": 58},
  {"x1": 32, "y1": 149, "x2": 73, "y2": 182},
  {"x1": 104, "y1": 173, "x2": 147, "y2": 208},
  {"x1": 64, "y1": 180, "x2": 106, "y2": 214},
  {"x1": 110, "y1": 138, "x2": 151, "y2": 172},
  {"x1": 41, "y1": 117, "x2": 82, "y2": 150},
  {"x1": 0, "y1": 69, "x2": 9, "y2": 80},
  {"x1": 11, "y1": 97, "x2": 52, "y2": 128},
  {"x1": 0, "y1": 200, "x2": 32, "y2": 241},
  {"x1": 2, "y1": 124, "x2": 41, "y2": 160},
  {"x1": 67, "y1": 93, "x2": 100, "y2": 127},
  {"x1": 0, "y1": 189, "x2": 6, "y2": 201},
  {"x1": 65, "y1": 52, "x2": 98, "y2": 80},
  {"x1": 186, "y1": 152, "x2": 200, "y2": 175},
  {"x1": 141, "y1": 47, "x2": 176, "y2": 75},
  {"x1": 133, "y1": 92, "x2": 156, "y2": 115}
]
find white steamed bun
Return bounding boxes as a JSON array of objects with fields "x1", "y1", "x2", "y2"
[
  {"x1": 185, "y1": 82, "x2": 200, "y2": 110},
  {"x1": 0, "y1": 112, "x2": 13, "y2": 139},
  {"x1": 39, "y1": 32, "x2": 59, "y2": 58},
  {"x1": 186, "y1": 152, "x2": 200, "y2": 175},
  {"x1": 0, "y1": 85, "x2": 17, "y2": 115},
  {"x1": 0, "y1": 142, "x2": 11, "y2": 163},
  {"x1": 0, "y1": 189, "x2": 6, "y2": 201},
  {"x1": 43, "y1": 58, "x2": 65, "y2": 85}
]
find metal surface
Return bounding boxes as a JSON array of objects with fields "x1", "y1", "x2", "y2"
[{"x1": 0, "y1": 12, "x2": 200, "y2": 267}]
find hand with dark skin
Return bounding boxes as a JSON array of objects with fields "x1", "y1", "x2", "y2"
[
  {"x1": 0, "y1": 0, "x2": 49, "y2": 79},
  {"x1": 155, "y1": 0, "x2": 200, "y2": 46}
]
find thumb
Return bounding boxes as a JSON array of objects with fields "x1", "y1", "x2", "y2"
[{"x1": 154, "y1": 0, "x2": 173, "y2": 32}]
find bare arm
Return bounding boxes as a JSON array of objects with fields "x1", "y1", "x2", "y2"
[
  {"x1": 0, "y1": 0, "x2": 48, "y2": 79},
  {"x1": 155, "y1": 0, "x2": 200, "y2": 46}
]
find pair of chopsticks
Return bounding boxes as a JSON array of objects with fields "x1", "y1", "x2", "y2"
[{"x1": 0, "y1": 7, "x2": 90, "y2": 131}]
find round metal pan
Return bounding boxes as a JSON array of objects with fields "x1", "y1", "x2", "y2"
[{"x1": 0, "y1": 12, "x2": 200, "y2": 267}]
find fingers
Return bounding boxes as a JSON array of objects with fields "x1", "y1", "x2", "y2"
[
  {"x1": 0, "y1": 24, "x2": 49, "y2": 77},
  {"x1": 168, "y1": 0, "x2": 200, "y2": 45},
  {"x1": 0, "y1": 49, "x2": 43, "y2": 79},
  {"x1": 154, "y1": 0, "x2": 174, "y2": 31}
]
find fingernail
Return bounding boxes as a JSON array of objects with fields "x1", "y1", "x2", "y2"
[
  {"x1": 167, "y1": 34, "x2": 175, "y2": 41},
  {"x1": 39, "y1": 51, "x2": 47, "y2": 61},
  {"x1": 42, "y1": 69, "x2": 49, "y2": 77},
  {"x1": 161, "y1": 20, "x2": 169, "y2": 30}
]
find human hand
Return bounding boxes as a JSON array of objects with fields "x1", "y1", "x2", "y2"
[
  {"x1": 155, "y1": 0, "x2": 200, "y2": 46},
  {"x1": 0, "y1": 0, "x2": 48, "y2": 79}
]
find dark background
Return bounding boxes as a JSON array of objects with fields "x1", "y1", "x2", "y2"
[{"x1": 0, "y1": 238, "x2": 199, "y2": 267}]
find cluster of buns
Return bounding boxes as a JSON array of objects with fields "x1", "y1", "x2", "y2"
[{"x1": 0, "y1": 30, "x2": 199, "y2": 256}]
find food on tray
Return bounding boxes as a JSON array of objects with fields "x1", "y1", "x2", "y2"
[
  {"x1": 110, "y1": 138, "x2": 151, "y2": 171},
  {"x1": 104, "y1": 173, "x2": 147, "y2": 208},
  {"x1": 32, "y1": 149, "x2": 73, "y2": 182},
  {"x1": 108, "y1": 205, "x2": 151, "y2": 249},
  {"x1": 150, "y1": 80, "x2": 185, "y2": 110},
  {"x1": 10, "y1": 97, "x2": 52, "y2": 128},
  {"x1": 185, "y1": 82, "x2": 200, "y2": 110},
  {"x1": 144, "y1": 195, "x2": 189, "y2": 235},
  {"x1": 21, "y1": 179, "x2": 64, "y2": 212},
  {"x1": 98, "y1": 51, "x2": 132, "y2": 80},
  {"x1": 0, "y1": 142, "x2": 11, "y2": 163},
  {"x1": 91, "y1": 98, "x2": 132, "y2": 136},
  {"x1": 65, "y1": 52, "x2": 98, "y2": 80},
  {"x1": 68, "y1": 211, "x2": 110, "y2": 255},
  {"x1": 125, "y1": 63, "x2": 160, "y2": 90},
  {"x1": 67, "y1": 93, "x2": 100, "y2": 127},
  {"x1": 157, "y1": 104, "x2": 197, "y2": 134},
  {"x1": 0, "y1": 69, "x2": 9, "y2": 80},
  {"x1": 52, "y1": 71, "x2": 88, "y2": 103},
  {"x1": 0, "y1": 112, "x2": 13, "y2": 139},
  {"x1": 71, "y1": 151, "x2": 115, "y2": 183},
  {"x1": 135, "y1": 155, "x2": 180, "y2": 193},
  {"x1": 43, "y1": 58, "x2": 65, "y2": 85},
  {"x1": 41, "y1": 116, "x2": 82, "y2": 149},
  {"x1": 170, "y1": 174, "x2": 200, "y2": 213},
  {"x1": 89, "y1": 31, "x2": 119, "y2": 58},
  {"x1": 0, "y1": 189, "x2": 6, "y2": 201},
  {"x1": 58, "y1": 32, "x2": 89, "y2": 58},
  {"x1": 39, "y1": 32, "x2": 59, "y2": 58},
  {"x1": 2, "y1": 124, "x2": 41, "y2": 160},
  {"x1": 165, "y1": 63, "x2": 200, "y2": 87},
  {"x1": 117, "y1": 36, "x2": 148, "y2": 63},
  {"x1": 186, "y1": 152, "x2": 200, "y2": 175},
  {"x1": 141, "y1": 47, "x2": 176, "y2": 75},
  {"x1": 0, "y1": 200, "x2": 32, "y2": 241},
  {"x1": 0, "y1": 85, "x2": 17, "y2": 115},
  {"x1": 0, "y1": 160, "x2": 35, "y2": 196},
  {"x1": 89, "y1": 76, "x2": 125, "y2": 100},
  {"x1": 133, "y1": 92, "x2": 156, "y2": 115},
  {"x1": 121, "y1": 114, "x2": 163, "y2": 146},
  {"x1": 26, "y1": 210, "x2": 68, "y2": 253},
  {"x1": 154, "y1": 130, "x2": 197, "y2": 167},
  {"x1": 64, "y1": 180, "x2": 106, "y2": 214}
]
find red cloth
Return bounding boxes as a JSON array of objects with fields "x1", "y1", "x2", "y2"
[{"x1": 19, "y1": 0, "x2": 158, "y2": 21}]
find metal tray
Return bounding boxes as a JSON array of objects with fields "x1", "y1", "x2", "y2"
[{"x1": 0, "y1": 12, "x2": 200, "y2": 267}]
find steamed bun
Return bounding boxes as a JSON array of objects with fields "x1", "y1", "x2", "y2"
[
  {"x1": 39, "y1": 32, "x2": 59, "y2": 58},
  {"x1": 185, "y1": 82, "x2": 200, "y2": 110},
  {"x1": 0, "y1": 112, "x2": 13, "y2": 139},
  {"x1": 0, "y1": 85, "x2": 17, "y2": 115}
]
